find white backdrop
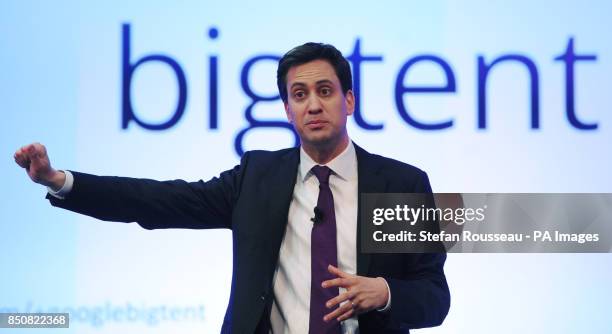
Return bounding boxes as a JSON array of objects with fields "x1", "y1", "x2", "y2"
[{"x1": 1, "y1": 1, "x2": 611, "y2": 333}]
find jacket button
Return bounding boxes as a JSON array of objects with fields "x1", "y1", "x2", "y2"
[{"x1": 260, "y1": 295, "x2": 266, "y2": 301}]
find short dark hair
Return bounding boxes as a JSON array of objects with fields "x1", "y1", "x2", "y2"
[{"x1": 277, "y1": 42, "x2": 352, "y2": 103}]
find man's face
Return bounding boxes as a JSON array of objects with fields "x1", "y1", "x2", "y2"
[{"x1": 284, "y1": 59, "x2": 354, "y2": 149}]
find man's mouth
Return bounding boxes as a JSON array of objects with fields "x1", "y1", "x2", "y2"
[{"x1": 306, "y1": 120, "x2": 327, "y2": 125}]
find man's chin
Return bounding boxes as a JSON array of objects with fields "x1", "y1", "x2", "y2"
[
  {"x1": 303, "y1": 133, "x2": 346, "y2": 149},
  {"x1": 304, "y1": 134, "x2": 332, "y2": 145}
]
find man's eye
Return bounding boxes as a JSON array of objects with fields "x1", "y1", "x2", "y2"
[
  {"x1": 320, "y1": 87, "x2": 331, "y2": 96},
  {"x1": 294, "y1": 91, "x2": 305, "y2": 99}
]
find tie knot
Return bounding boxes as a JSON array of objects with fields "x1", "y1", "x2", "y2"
[{"x1": 311, "y1": 165, "x2": 332, "y2": 184}]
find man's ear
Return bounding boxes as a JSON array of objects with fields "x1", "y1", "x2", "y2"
[
  {"x1": 284, "y1": 102, "x2": 293, "y2": 123},
  {"x1": 345, "y1": 90, "x2": 355, "y2": 116}
]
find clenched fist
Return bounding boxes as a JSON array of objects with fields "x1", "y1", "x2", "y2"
[{"x1": 14, "y1": 143, "x2": 65, "y2": 191}]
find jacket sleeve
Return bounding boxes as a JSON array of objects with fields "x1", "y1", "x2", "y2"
[
  {"x1": 46, "y1": 152, "x2": 251, "y2": 230},
  {"x1": 383, "y1": 252, "x2": 450, "y2": 329},
  {"x1": 380, "y1": 171, "x2": 451, "y2": 330}
]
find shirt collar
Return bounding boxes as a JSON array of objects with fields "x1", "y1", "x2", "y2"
[{"x1": 299, "y1": 140, "x2": 357, "y2": 183}]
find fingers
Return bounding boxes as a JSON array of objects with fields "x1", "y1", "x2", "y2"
[
  {"x1": 336, "y1": 307, "x2": 355, "y2": 322},
  {"x1": 14, "y1": 145, "x2": 33, "y2": 168},
  {"x1": 322, "y1": 277, "x2": 351, "y2": 289},
  {"x1": 28, "y1": 143, "x2": 49, "y2": 169},
  {"x1": 14, "y1": 143, "x2": 51, "y2": 178},
  {"x1": 14, "y1": 143, "x2": 45, "y2": 160},
  {"x1": 323, "y1": 298, "x2": 354, "y2": 322},
  {"x1": 14, "y1": 150, "x2": 29, "y2": 168},
  {"x1": 28, "y1": 143, "x2": 47, "y2": 161},
  {"x1": 328, "y1": 264, "x2": 351, "y2": 278},
  {"x1": 325, "y1": 289, "x2": 356, "y2": 309},
  {"x1": 323, "y1": 265, "x2": 356, "y2": 288}
]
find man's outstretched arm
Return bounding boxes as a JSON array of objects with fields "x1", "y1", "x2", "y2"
[{"x1": 14, "y1": 142, "x2": 246, "y2": 230}]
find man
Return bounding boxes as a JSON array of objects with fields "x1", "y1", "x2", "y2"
[{"x1": 14, "y1": 42, "x2": 450, "y2": 333}]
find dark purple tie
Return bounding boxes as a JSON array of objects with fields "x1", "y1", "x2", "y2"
[{"x1": 309, "y1": 165, "x2": 341, "y2": 334}]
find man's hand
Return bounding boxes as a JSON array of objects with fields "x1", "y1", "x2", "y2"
[
  {"x1": 322, "y1": 265, "x2": 389, "y2": 322},
  {"x1": 14, "y1": 142, "x2": 65, "y2": 191}
]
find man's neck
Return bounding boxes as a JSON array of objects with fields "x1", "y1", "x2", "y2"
[{"x1": 302, "y1": 135, "x2": 350, "y2": 165}]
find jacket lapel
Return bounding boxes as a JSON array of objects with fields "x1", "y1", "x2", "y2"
[
  {"x1": 354, "y1": 143, "x2": 388, "y2": 276},
  {"x1": 261, "y1": 148, "x2": 300, "y2": 267}
]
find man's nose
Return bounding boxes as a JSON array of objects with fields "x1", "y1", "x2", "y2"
[{"x1": 306, "y1": 95, "x2": 323, "y2": 114}]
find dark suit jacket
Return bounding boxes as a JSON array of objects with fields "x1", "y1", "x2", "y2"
[{"x1": 47, "y1": 143, "x2": 450, "y2": 333}]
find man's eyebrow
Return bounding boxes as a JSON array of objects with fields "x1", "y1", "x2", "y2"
[
  {"x1": 315, "y1": 79, "x2": 334, "y2": 86},
  {"x1": 290, "y1": 82, "x2": 307, "y2": 90},
  {"x1": 289, "y1": 79, "x2": 334, "y2": 90}
]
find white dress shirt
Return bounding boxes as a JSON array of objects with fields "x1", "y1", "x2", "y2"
[{"x1": 270, "y1": 141, "x2": 390, "y2": 334}]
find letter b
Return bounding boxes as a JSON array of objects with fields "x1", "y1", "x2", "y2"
[{"x1": 121, "y1": 23, "x2": 188, "y2": 130}]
